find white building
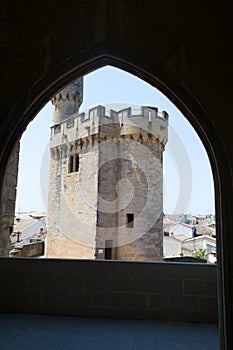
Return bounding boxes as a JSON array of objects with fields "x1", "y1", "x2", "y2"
[
  {"x1": 163, "y1": 222, "x2": 196, "y2": 240},
  {"x1": 11, "y1": 212, "x2": 46, "y2": 245},
  {"x1": 163, "y1": 236, "x2": 182, "y2": 258},
  {"x1": 182, "y1": 235, "x2": 216, "y2": 263}
]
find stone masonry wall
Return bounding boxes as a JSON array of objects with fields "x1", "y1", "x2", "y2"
[
  {"x1": 0, "y1": 141, "x2": 19, "y2": 256},
  {"x1": 116, "y1": 137, "x2": 164, "y2": 261},
  {"x1": 96, "y1": 135, "x2": 164, "y2": 261},
  {"x1": 46, "y1": 140, "x2": 99, "y2": 258},
  {"x1": 0, "y1": 258, "x2": 218, "y2": 324}
]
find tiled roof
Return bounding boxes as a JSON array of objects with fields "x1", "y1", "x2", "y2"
[{"x1": 13, "y1": 219, "x2": 38, "y2": 232}]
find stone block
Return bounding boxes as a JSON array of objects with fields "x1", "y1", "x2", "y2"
[
  {"x1": 204, "y1": 280, "x2": 218, "y2": 297},
  {"x1": 5, "y1": 199, "x2": 16, "y2": 215},
  {"x1": 93, "y1": 291, "x2": 121, "y2": 307},
  {"x1": 160, "y1": 278, "x2": 183, "y2": 295},
  {"x1": 148, "y1": 293, "x2": 169, "y2": 310},
  {"x1": 7, "y1": 187, "x2": 17, "y2": 201},
  {"x1": 55, "y1": 273, "x2": 84, "y2": 290},
  {"x1": 169, "y1": 295, "x2": 199, "y2": 313},
  {"x1": 6, "y1": 173, "x2": 17, "y2": 188},
  {"x1": 199, "y1": 296, "x2": 218, "y2": 313},
  {"x1": 134, "y1": 274, "x2": 160, "y2": 293},
  {"x1": 85, "y1": 273, "x2": 109, "y2": 291},
  {"x1": 42, "y1": 289, "x2": 69, "y2": 305},
  {"x1": 110, "y1": 273, "x2": 133, "y2": 291},
  {"x1": 121, "y1": 292, "x2": 147, "y2": 309},
  {"x1": 20, "y1": 288, "x2": 42, "y2": 305},
  {"x1": 28, "y1": 272, "x2": 56, "y2": 288},
  {"x1": 1, "y1": 272, "x2": 29, "y2": 288},
  {"x1": 69, "y1": 290, "x2": 92, "y2": 306},
  {"x1": 183, "y1": 279, "x2": 205, "y2": 295}
]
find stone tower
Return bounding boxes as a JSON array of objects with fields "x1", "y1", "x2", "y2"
[
  {"x1": 51, "y1": 79, "x2": 83, "y2": 126},
  {"x1": 46, "y1": 79, "x2": 168, "y2": 260}
]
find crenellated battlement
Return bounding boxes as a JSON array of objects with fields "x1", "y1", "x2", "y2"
[
  {"x1": 50, "y1": 105, "x2": 169, "y2": 149},
  {"x1": 51, "y1": 78, "x2": 83, "y2": 125}
]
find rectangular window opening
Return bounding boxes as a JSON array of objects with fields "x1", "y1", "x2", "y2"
[
  {"x1": 105, "y1": 240, "x2": 113, "y2": 260},
  {"x1": 75, "y1": 154, "x2": 79, "y2": 172},
  {"x1": 68, "y1": 155, "x2": 73, "y2": 173},
  {"x1": 127, "y1": 213, "x2": 134, "y2": 228}
]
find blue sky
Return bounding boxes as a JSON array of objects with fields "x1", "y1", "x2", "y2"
[{"x1": 15, "y1": 66, "x2": 215, "y2": 215}]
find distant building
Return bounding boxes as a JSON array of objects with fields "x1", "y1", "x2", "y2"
[
  {"x1": 163, "y1": 236, "x2": 182, "y2": 258},
  {"x1": 163, "y1": 214, "x2": 216, "y2": 263},
  {"x1": 195, "y1": 218, "x2": 216, "y2": 237},
  {"x1": 163, "y1": 222, "x2": 196, "y2": 240},
  {"x1": 182, "y1": 235, "x2": 216, "y2": 261},
  {"x1": 11, "y1": 212, "x2": 46, "y2": 245}
]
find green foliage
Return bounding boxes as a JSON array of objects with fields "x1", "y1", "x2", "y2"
[{"x1": 192, "y1": 249, "x2": 206, "y2": 260}]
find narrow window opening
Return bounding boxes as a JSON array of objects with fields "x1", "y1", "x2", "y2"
[
  {"x1": 75, "y1": 154, "x2": 79, "y2": 172},
  {"x1": 127, "y1": 213, "x2": 134, "y2": 228},
  {"x1": 105, "y1": 240, "x2": 112, "y2": 260},
  {"x1": 148, "y1": 111, "x2": 152, "y2": 122},
  {"x1": 68, "y1": 155, "x2": 73, "y2": 173},
  {"x1": 105, "y1": 247, "x2": 112, "y2": 260}
]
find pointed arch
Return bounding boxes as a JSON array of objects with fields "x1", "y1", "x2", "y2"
[{"x1": 0, "y1": 51, "x2": 231, "y2": 348}]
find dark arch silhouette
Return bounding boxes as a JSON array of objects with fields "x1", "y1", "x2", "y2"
[
  {"x1": 0, "y1": 52, "x2": 231, "y2": 347},
  {"x1": 0, "y1": 2, "x2": 232, "y2": 347}
]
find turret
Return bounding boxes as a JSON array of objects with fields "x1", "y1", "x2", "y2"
[{"x1": 51, "y1": 78, "x2": 83, "y2": 126}]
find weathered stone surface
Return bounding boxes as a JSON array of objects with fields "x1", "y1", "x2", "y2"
[
  {"x1": 51, "y1": 78, "x2": 83, "y2": 126},
  {"x1": 9, "y1": 241, "x2": 44, "y2": 257},
  {"x1": 0, "y1": 142, "x2": 20, "y2": 256},
  {"x1": 46, "y1": 100, "x2": 168, "y2": 260}
]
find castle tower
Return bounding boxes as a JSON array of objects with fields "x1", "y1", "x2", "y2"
[
  {"x1": 51, "y1": 78, "x2": 83, "y2": 125},
  {"x1": 46, "y1": 81, "x2": 168, "y2": 261}
]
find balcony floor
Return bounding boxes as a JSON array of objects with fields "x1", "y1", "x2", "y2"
[{"x1": 0, "y1": 313, "x2": 219, "y2": 350}]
